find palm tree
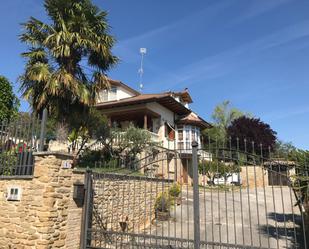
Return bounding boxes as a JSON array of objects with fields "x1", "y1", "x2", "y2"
[{"x1": 19, "y1": 0, "x2": 118, "y2": 120}]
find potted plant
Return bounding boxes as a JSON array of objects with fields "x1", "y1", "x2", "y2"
[
  {"x1": 154, "y1": 192, "x2": 171, "y2": 221},
  {"x1": 169, "y1": 183, "x2": 182, "y2": 205}
]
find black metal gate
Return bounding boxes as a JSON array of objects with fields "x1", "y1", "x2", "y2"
[{"x1": 80, "y1": 143, "x2": 308, "y2": 249}]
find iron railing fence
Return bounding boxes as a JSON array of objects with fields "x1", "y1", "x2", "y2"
[
  {"x1": 197, "y1": 152, "x2": 308, "y2": 249},
  {"x1": 79, "y1": 145, "x2": 177, "y2": 177},
  {"x1": 80, "y1": 137, "x2": 309, "y2": 249},
  {"x1": 0, "y1": 114, "x2": 45, "y2": 178}
]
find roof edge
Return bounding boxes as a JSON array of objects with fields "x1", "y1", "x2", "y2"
[{"x1": 107, "y1": 78, "x2": 140, "y2": 96}]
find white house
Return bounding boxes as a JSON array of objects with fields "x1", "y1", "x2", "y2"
[{"x1": 96, "y1": 78, "x2": 211, "y2": 183}]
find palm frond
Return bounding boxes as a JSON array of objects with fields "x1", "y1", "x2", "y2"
[{"x1": 19, "y1": 0, "x2": 119, "y2": 121}]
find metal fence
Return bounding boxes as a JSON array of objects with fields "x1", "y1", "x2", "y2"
[
  {"x1": 81, "y1": 140, "x2": 309, "y2": 249},
  {"x1": 0, "y1": 113, "x2": 46, "y2": 178}
]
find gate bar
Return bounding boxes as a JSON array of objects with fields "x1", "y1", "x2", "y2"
[
  {"x1": 80, "y1": 169, "x2": 92, "y2": 249},
  {"x1": 192, "y1": 141, "x2": 200, "y2": 249},
  {"x1": 39, "y1": 108, "x2": 47, "y2": 152}
]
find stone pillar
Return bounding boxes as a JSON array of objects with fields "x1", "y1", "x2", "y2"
[
  {"x1": 0, "y1": 152, "x2": 84, "y2": 249},
  {"x1": 107, "y1": 117, "x2": 112, "y2": 127},
  {"x1": 144, "y1": 114, "x2": 148, "y2": 130}
]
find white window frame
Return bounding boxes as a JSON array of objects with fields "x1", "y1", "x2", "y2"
[
  {"x1": 109, "y1": 86, "x2": 117, "y2": 101},
  {"x1": 100, "y1": 87, "x2": 117, "y2": 102},
  {"x1": 177, "y1": 125, "x2": 201, "y2": 150}
]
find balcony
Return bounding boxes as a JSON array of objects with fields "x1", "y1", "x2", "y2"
[
  {"x1": 148, "y1": 131, "x2": 160, "y2": 143},
  {"x1": 112, "y1": 130, "x2": 160, "y2": 145},
  {"x1": 163, "y1": 139, "x2": 175, "y2": 150}
]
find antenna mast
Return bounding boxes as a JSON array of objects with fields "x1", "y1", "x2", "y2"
[{"x1": 138, "y1": 48, "x2": 147, "y2": 92}]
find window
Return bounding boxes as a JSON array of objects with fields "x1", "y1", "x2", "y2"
[
  {"x1": 109, "y1": 87, "x2": 117, "y2": 101},
  {"x1": 178, "y1": 129, "x2": 183, "y2": 141},
  {"x1": 191, "y1": 127, "x2": 196, "y2": 141},
  {"x1": 101, "y1": 89, "x2": 108, "y2": 102},
  {"x1": 177, "y1": 125, "x2": 184, "y2": 150},
  {"x1": 165, "y1": 122, "x2": 175, "y2": 140},
  {"x1": 177, "y1": 125, "x2": 201, "y2": 150},
  {"x1": 197, "y1": 129, "x2": 201, "y2": 146},
  {"x1": 191, "y1": 127, "x2": 199, "y2": 142},
  {"x1": 185, "y1": 126, "x2": 190, "y2": 149},
  {"x1": 100, "y1": 87, "x2": 117, "y2": 102},
  {"x1": 177, "y1": 142, "x2": 184, "y2": 150}
]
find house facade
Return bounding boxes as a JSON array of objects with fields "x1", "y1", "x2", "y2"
[{"x1": 96, "y1": 78, "x2": 211, "y2": 183}]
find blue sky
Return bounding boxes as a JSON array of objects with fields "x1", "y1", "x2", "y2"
[{"x1": 0, "y1": 0, "x2": 309, "y2": 149}]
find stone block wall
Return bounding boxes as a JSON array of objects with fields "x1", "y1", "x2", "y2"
[
  {"x1": 0, "y1": 152, "x2": 171, "y2": 249},
  {"x1": 92, "y1": 174, "x2": 167, "y2": 234},
  {"x1": 0, "y1": 152, "x2": 83, "y2": 249},
  {"x1": 240, "y1": 165, "x2": 268, "y2": 188}
]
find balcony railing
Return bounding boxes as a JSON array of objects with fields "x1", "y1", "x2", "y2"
[
  {"x1": 84, "y1": 130, "x2": 208, "y2": 155},
  {"x1": 163, "y1": 139, "x2": 175, "y2": 150},
  {"x1": 147, "y1": 131, "x2": 159, "y2": 143}
]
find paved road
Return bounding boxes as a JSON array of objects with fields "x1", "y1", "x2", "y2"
[{"x1": 145, "y1": 187, "x2": 304, "y2": 249}]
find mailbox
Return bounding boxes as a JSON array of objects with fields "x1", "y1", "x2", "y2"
[{"x1": 73, "y1": 181, "x2": 85, "y2": 207}]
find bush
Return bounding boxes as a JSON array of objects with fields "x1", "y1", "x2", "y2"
[
  {"x1": 169, "y1": 183, "x2": 181, "y2": 198},
  {"x1": 77, "y1": 149, "x2": 122, "y2": 169},
  {"x1": 154, "y1": 192, "x2": 172, "y2": 212},
  {"x1": 77, "y1": 150, "x2": 103, "y2": 168},
  {"x1": 0, "y1": 151, "x2": 18, "y2": 175}
]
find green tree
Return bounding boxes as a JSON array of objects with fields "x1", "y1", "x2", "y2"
[
  {"x1": 203, "y1": 100, "x2": 246, "y2": 145},
  {"x1": 19, "y1": 0, "x2": 118, "y2": 121},
  {"x1": 0, "y1": 76, "x2": 19, "y2": 121},
  {"x1": 274, "y1": 140, "x2": 297, "y2": 158},
  {"x1": 198, "y1": 160, "x2": 240, "y2": 184},
  {"x1": 77, "y1": 125, "x2": 157, "y2": 169},
  {"x1": 112, "y1": 125, "x2": 158, "y2": 168},
  {"x1": 67, "y1": 108, "x2": 109, "y2": 157}
]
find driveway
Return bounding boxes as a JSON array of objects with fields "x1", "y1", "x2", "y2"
[{"x1": 145, "y1": 186, "x2": 304, "y2": 249}]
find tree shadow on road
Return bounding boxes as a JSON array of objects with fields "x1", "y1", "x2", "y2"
[{"x1": 259, "y1": 212, "x2": 307, "y2": 249}]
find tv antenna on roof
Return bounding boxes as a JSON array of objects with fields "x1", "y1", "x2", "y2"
[{"x1": 138, "y1": 48, "x2": 147, "y2": 92}]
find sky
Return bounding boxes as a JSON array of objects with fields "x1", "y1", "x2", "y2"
[{"x1": 0, "y1": 0, "x2": 309, "y2": 149}]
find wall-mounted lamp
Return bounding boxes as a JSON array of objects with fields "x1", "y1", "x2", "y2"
[{"x1": 73, "y1": 181, "x2": 85, "y2": 207}]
